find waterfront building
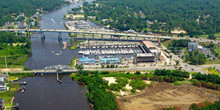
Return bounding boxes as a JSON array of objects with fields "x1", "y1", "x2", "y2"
[
  {"x1": 99, "y1": 57, "x2": 120, "y2": 64},
  {"x1": 78, "y1": 57, "x2": 96, "y2": 65}
]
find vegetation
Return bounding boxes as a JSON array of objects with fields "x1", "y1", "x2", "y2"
[
  {"x1": 208, "y1": 34, "x2": 216, "y2": 40},
  {"x1": 189, "y1": 101, "x2": 220, "y2": 110},
  {"x1": 190, "y1": 73, "x2": 220, "y2": 91},
  {"x1": 150, "y1": 69, "x2": 190, "y2": 83},
  {"x1": 168, "y1": 39, "x2": 190, "y2": 54},
  {"x1": 185, "y1": 51, "x2": 207, "y2": 65},
  {"x1": 82, "y1": 0, "x2": 220, "y2": 35},
  {"x1": 70, "y1": 68, "x2": 118, "y2": 110},
  {"x1": 203, "y1": 67, "x2": 220, "y2": 76},
  {"x1": 9, "y1": 73, "x2": 33, "y2": 79},
  {"x1": 0, "y1": 0, "x2": 68, "y2": 26},
  {"x1": 129, "y1": 79, "x2": 147, "y2": 92},
  {"x1": 109, "y1": 77, "x2": 128, "y2": 91},
  {"x1": 69, "y1": 39, "x2": 82, "y2": 50},
  {"x1": 0, "y1": 73, "x2": 33, "y2": 109},
  {"x1": 0, "y1": 32, "x2": 31, "y2": 68}
]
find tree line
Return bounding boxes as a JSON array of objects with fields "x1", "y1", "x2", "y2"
[
  {"x1": 82, "y1": 0, "x2": 220, "y2": 35},
  {"x1": 0, "y1": 0, "x2": 68, "y2": 26},
  {"x1": 70, "y1": 67, "x2": 118, "y2": 110}
]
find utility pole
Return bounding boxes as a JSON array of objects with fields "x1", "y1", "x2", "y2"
[{"x1": 4, "y1": 56, "x2": 8, "y2": 75}]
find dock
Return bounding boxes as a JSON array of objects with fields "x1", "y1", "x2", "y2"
[{"x1": 63, "y1": 42, "x2": 68, "y2": 50}]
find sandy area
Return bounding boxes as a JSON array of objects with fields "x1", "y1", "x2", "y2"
[
  {"x1": 0, "y1": 68, "x2": 22, "y2": 72},
  {"x1": 171, "y1": 29, "x2": 187, "y2": 34},
  {"x1": 118, "y1": 82, "x2": 220, "y2": 110},
  {"x1": 103, "y1": 77, "x2": 117, "y2": 86}
]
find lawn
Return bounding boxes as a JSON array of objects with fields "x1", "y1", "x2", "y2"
[
  {"x1": 203, "y1": 67, "x2": 220, "y2": 76},
  {"x1": 205, "y1": 59, "x2": 220, "y2": 64},
  {"x1": 0, "y1": 83, "x2": 20, "y2": 110},
  {"x1": 8, "y1": 76, "x2": 18, "y2": 81},
  {"x1": 161, "y1": 39, "x2": 172, "y2": 48},
  {"x1": 0, "y1": 55, "x2": 29, "y2": 68}
]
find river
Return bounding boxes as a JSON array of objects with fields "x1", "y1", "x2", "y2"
[
  {"x1": 14, "y1": 1, "x2": 93, "y2": 110},
  {"x1": 24, "y1": 0, "x2": 93, "y2": 70}
]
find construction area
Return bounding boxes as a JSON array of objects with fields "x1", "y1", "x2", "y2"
[{"x1": 118, "y1": 82, "x2": 220, "y2": 110}]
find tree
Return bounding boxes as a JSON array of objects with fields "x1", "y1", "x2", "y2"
[
  {"x1": 208, "y1": 34, "x2": 216, "y2": 40},
  {"x1": 175, "y1": 60, "x2": 179, "y2": 66}
]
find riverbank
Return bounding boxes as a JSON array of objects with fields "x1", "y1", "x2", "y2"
[{"x1": 0, "y1": 73, "x2": 33, "y2": 109}]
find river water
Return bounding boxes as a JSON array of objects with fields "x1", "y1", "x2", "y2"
[
  {"x1": 14, "y1": 1, "x2": 93, "y2": 110},
  {"x1": 25, "y1": 0, "x2": 93, "y2": 69},
  {"x1": 13, "y1": 74, "x2": 91, "y2": 110}
]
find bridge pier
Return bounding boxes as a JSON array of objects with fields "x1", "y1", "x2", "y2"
[
  {"x1": 111, "y1": 35, "x2": 113, "y2": 39},
  {"x1": 92, "y1": 34, "x2": 94, "y2": 39},
  {"x1": 58, "y1": 33, "x2": 62, "y2": 42},
  {"x1": 26, "y1": 32, "x2": 30, "y2": 38},
  {"x1": 41, "y1": 32, "x2": 45, "y2": 41},
  {"x1": 83, "y1": 33, "x2": 85, "y2": 39},
  {"x1": 101, "y1": 34, "x2": 103, "y2": 39}
]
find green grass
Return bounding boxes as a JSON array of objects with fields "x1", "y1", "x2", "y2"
[
  {"x1": 8, "y1": 76, "x2": 18, "y2": 81},
  {"x1": 0, "y1": 83, "x2": 20, "y2": 109},
  {"x1": 0, "y1": 55, "x2": 29, "y2": 68},
  {"x1": 69, "y1": 39, "x2": 83, "y2": 50},
  {"x1": 203, "y1": 67, "x2": 220, "y2": 76},
  {"x1": 70, "y1": 57, "x2": 78, "y2": 66},
  {"x1": 205, "y1": 59, "x2": 220, "y2": 64},
  {"x1": 8, "y1": 73, "x2": 33, "y2": 79},
  {"x1": 161, "y1": 39, "x2": 172, "y2": 48},
  {"x1": 173, "y1": 80, "x2": 191, "y2": 86}
]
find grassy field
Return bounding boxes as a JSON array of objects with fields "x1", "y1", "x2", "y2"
[
  {"x1": 205, "y1": 59, "x2": 220, "y2": 64},
  {"x1": 0, "y1": 55, "x2": 28, "y2": 68},
  {"x1": 161, "y1": 39, "x2": 172, "y2": 48},
  {"x1": 203, "y1": 67, "x2": 220, "y2": 76}
]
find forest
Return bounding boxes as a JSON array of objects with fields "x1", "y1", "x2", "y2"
[
  {"x1": 83, "y1": 0, "x2": 220, "y2": 35},
  {"x1": 0, "y1": 0, "x2": 67, "y2": 26}
]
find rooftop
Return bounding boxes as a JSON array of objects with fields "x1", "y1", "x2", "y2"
[
  {"x1": 136, "y1": 53, "x2": 154, "y2": 57},
  {"x1": 143, "y1": 41, "x2": 156, "y2": 48},
  {"x1": 188, "y1": 42, "x2": 198, "y2": 45}
]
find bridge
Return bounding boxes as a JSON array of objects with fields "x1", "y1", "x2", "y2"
[{"x1": 0, "y1": 29, "x2": 218, "y2": 43}]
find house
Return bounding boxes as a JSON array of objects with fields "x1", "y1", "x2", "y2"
[
  {"x1": 0, "y1": 74, "x2": 8, "y2": 91},
  {"x1": 0, "y1": 81, "x2": 7, "y2": 91},
  {"x1": 0, "y1": 99, "x2": 5, "y2": 110},
  {"x1": 4, "y1": 21, "x2": 14, "y2": 28},
  {"x1": 18, "y1": 22, "x2": 28, "y2": 29}
]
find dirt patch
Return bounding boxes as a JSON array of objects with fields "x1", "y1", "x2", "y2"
[{"x1": 118, "y1": 82, "x2": 220, "y2": 110}]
